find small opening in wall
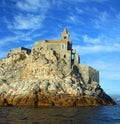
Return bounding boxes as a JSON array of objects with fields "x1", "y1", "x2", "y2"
[
  {"x1": 72, "y1": 54, "x2": 74, "y2": 60},
  {"x1": 64, "y1": 55, "x2": 66, "y2": 58},
  {"x1": 64, "y1": 36, "x2": 67, "y2": 39}
]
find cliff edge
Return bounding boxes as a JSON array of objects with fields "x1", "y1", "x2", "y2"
[{"x1": 0, "y1": 28, "x2": 115, "y2": 107}]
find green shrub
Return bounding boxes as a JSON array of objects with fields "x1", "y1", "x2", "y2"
[{"x1": 14, "y1": 53, "x2": 26, "y2": 63}]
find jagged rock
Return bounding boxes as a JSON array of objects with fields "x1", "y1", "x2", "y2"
[
  {"x1": 84, "y1": 90, "x2": 94, "y2": 96},
  {"x1": 0, "y1": 28, "x2": 115, "y2": 107},
  {"x1": 96, "y1": 89, "x2": 102, "y2": 95}
]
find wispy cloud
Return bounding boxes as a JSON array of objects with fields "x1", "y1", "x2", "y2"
[
  {"x1": 74, "y1": 43, "x2": 120, "y2": 55},
  {"x1": 5, "y1": 0, "x2": 51, "y2": 31},
  {"x1": 9, "y1": 14, "x2": 45, "y2": 30},
  {"x1": 93, "y1": 11, "x2": 110, "y2": 29},
  {"x1": 66, "y1": 15, "x2": 78, "y2": 24},
  {"x1": 98, "y1": 11, "x2": 109, "y2": 22},
  {"x1": 82, "y1": 35, "x2": 101, "y2": 44},
  {"x1": 16, "y1": 0, "x2": 50, "y2": 12},
  {"x1": 75, "y1": 8, "x2": 84, "y2": 14},
  {"x1": 66, "y1": 14, "x2": 84, "y2": 26}
]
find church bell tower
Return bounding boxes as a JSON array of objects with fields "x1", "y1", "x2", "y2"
[{"x1": 61, "y1": 27, "x2": 70, "y2": 41}]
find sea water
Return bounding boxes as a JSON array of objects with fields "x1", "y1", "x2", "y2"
[{"x1": 0, "y1": 101, "x2": 120, "y2": 124}]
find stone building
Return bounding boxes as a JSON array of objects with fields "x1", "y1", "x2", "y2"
[
  {"x1": 33, "y1": 28, "x2": 80, "y2": 68},
  {"x1": 32, "y1": 28, "x2": 99, "y2": 84},
  {"x1": 6, "y1": 28, "x2": 99, "y2": 84}
]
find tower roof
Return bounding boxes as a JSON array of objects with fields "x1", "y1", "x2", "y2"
[{"x1": 63, "y1": 27, "x2": 68, "y2": 34}]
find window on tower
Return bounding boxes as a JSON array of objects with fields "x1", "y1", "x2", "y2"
[{"x1": 64, "y1": 36, "x2": 67, "y2": 39}]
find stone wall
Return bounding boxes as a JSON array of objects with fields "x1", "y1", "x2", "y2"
[
  {"x1": 89, "y1": 66, "x2": 99, "y2": 83},
  {"x1": 78, "y1": 64, "x2": 99, "y2": 84},
  {"x1": 35, "y1": 40, "x2": 71, "y2": 51},
  {"x1": 33, "y1": 40, "x2": 72, "y2": 69},
  {"x1": 7, "y1": 47, "x2": 31, "y2": 57}
]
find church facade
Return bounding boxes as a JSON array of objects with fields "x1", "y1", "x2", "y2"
[{"x1": 33, "y1": 28, "x2": 80, "y2": 69}]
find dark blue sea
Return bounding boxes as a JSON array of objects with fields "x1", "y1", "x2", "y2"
[{"x1": 0, "y1": 100, "x2": 120, "y2": 124}]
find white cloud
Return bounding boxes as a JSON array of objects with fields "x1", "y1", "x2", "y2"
[
  {"x1": 9, "y1": 14, "x2": 45, "y2": 30},
  {"x1": 74, "y1": 44, "x2": 120, "y2": 55},
  {"x1": 98, "y1": 11, "x2": 109, "y2": 22},
  {"x1": 75, "y1": 8, "x2": 84, "y2": 14},
  {"x1": 0, "y1": 36, "x2": 19, "y2": 45},
  {"x1": 68, "y1": 15, "x2": 78, "y2": 23},
  {"x1": 6, "y1": 0, "x2": 51, "y2": 31},
  {"x1": 83, "y1": 35, "x2": 101, "y2": 44},
  {"x1": 66, "y1": 14, "x2": 84, "y2": 25},
  {"x1": 92, "y1": 11, "x2": 109, "y2": 29},
  {"x1": 16, "y1": 0, "x2": 50, "y2": 12}
]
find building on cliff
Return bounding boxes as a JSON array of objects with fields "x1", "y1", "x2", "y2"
[
  {"x1": 32, "y1": 28, "x2": 99, "y2": 84},
  {"x1": 6, "y1": 28, "x2": 99, "y2": 85},
  {"x1": 0, "y1": 28, "x2": 115, "y2": 107},
  {"x1": 33, "y1": 28, "x2": 80, "y2": 68}
]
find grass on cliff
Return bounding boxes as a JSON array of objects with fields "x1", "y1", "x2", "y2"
[{"x1": 14, "y1": 53, "x2": 26, "y2": 63}]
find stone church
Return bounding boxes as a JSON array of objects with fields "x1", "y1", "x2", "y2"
[
  {"x1": 33, "y1": 28, "x2": 80, "y2": 68},
  {"x1": 8, "y1": 28, "x2": 99, "y2": 85}
]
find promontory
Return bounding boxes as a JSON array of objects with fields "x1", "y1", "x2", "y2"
[{"x1": 0, "y1": 28, "x2": 115, "y2": 107}]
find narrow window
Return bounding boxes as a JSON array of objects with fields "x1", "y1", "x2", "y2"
[
  {"x1": 62, "y1": 44, "x2": 65, "y2": 49},
  {"x1": 64, "y1": 55, "x2": 66, "y2": 58}
]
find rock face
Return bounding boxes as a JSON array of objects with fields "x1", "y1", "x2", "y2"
[{"x1": 0, "y1": 28, "x2": 115, "y2": 107}]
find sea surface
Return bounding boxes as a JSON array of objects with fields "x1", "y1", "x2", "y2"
[{"x1": 0, "y1": 101, "x2": 120, "y2": 124}]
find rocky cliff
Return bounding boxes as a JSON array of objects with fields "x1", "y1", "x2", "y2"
[{"x1": 0, "y1": 45, "x2": 115, "y2": 107}]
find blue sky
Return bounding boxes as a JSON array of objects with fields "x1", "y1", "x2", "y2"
[{"x1": 0, "y1": 0, "x2": 120, "y2": 95}]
